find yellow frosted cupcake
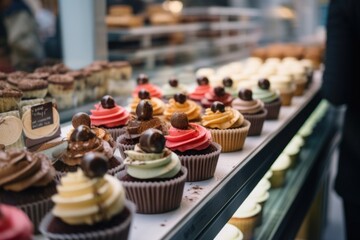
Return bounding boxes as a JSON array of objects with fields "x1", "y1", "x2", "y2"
[
  {"x1": 202, "y1": 101, "x2": 250, "y2": 152},
  {"x1": 164, "y1": 93, "x2": 201, "y2": 122},
  {"x1": 130, "y1": 89, "x2": 164, "y2": 117}
]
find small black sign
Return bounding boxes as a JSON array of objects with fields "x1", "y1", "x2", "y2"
[{"x1": 31, "y1": 102, "x2": 54, "y2": 129}]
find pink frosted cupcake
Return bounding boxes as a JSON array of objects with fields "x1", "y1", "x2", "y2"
[
  {"x1": 201, "y1": 86, "x2": 234, "y2": 108},
  {"x1": 130, "y1": 89, "x2": 165, "y2": 117},
  {"x1": 0, "y1": 204, "x2": 33, "y2": 240},
  {"x1": 166, "y1": 112, "x2": 221, "y2": 181},
  {"x1": 232, "y1": 89, "x2": 268, "y2": 136},
  {"x1": 189, "y1": 76, "x2": 212, "y2": 102},
  {"x1": 118, "y1": 129, "x2": 187, "y2": 213},
  {"x1": 90, "y1": 95, "x2": 130, "y2": 140},
  {"x1": 132, "y1": 74, "x2": 162, "y2": 98}
]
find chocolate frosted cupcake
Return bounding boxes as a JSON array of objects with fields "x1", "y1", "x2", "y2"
[
  {"x1": 164, "y1": 93, "x2": 201, "y2": 122},
  {"x1": 66, "y1": 70, "x2": 86, "y2": 106},
  {"x1": 189, "y1": 76, "x2": 212, "y2": 102},
  {"x1": 40, "y1": 152, "x2": 134, "y2": 240},
  {"x1": 17, "y1": 79, "x2": 48, "y2": 99},
  {"x1": 118, "y1": 129, "x2": 187, "y2": 213},
  {"x1": 54, "y1": 125, "x2": 123, "y2": 176},
  {"x1": 6, "y1": 71, "x2": 27, "y2": 88},
  {"x1": 27, "y1": 72, "x2": 50, "y2": 81},
  {"x1": 130, "y1": 89, "x2": 165, "y2": 117},
  {"x1": 232, "y1": 89, "x2": 267, "y2": 136},
  {"x1": 0, "y1": 86, "x2": 23, "y2": 113},
  {"x1": 0, "y1": 149, "x2": 57, "y2": 231},
  {"x1": 161, "y1": 77, "x2": 188, "y2": 100},
  {"x1": 51, "y1": 63, "x2": 70, "y2": 74},
  {"x1": 252, "y1": 79, "x2": 281, "y2": 120},
  {"x1": 90, "y1": 95, "x2": 130, "y2": 140},
  {"x1": 166, "y1": 113, "x2": 221, "y2": 181},
  {"x1": 201, "y1": 86, "x2": 233, "y2": 108},
  {"x1": 117, "y1": 100, "x2": 168, "y2": 159},
  {"x1": 202, "y1": 102, "x2": 250, "y2": 152},
  {"x1": 47, "y1": 74, "x2": 75, "y2": 110}
]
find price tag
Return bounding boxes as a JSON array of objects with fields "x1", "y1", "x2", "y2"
[{"x1": 31, "y1": 102, "x2": 54, "y2": 129}]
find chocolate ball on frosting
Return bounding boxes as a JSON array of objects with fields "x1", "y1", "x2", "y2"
[
  {"x1": 138, "y1": 89, "x2": 151, "y2": 100},
  {"x1": 211, "y1": 101, "x2": 225, "y2": 113},
  {"x1": 171, "y1": 112, "x2": 189, "y2": 130},
  {"x1": 196, "y1": 76, "x2": 209, "y2": 86},
  {"x1": 137, "y1": 73, "x2": 149, "y2": 85},
  {"x1": 101, "y1": 95, "x2": 115, "y2": 109},
  {"x1": 223, "y1": 77, "x2": 233, "y2": 87},
  {"x1": 174, "y1": 93, "x2": 187, "y2": 104},
  {"x1": 214, "y1": 86, "x2": 226, "y2": 97},
  {"x1": 70, "y1": 125, "x2": 96, "y2": 142},
  {"x1": 169, "y1": 77, "x2": 178, "y2": 87},
  {"x1": 72, "y1": 112, "x2": 91, "y2": 128},
  {"x1": 238, "y1": 88, "x2": 253, "y2": 101},
  {"x1": 136, "y1": 100, "x2": 153, "y2": 121},
  {"x1": 82, "y1": 152, "x2": 109, "y2": 178},
  {"x1": 258, "y1": 78, "x2": 270, "y2": 90},
  {"x1": 139, "y1": 129, "x2": 166, "y2": 153}
]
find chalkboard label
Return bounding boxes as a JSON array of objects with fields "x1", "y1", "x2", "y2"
[{"x1": 31, "y1": 102, "x2": 54, "y2": 129}]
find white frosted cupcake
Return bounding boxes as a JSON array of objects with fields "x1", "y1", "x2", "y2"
[
  {"x1": 196, "y1": 68, "x2": 215, "y2": 78},
  {"x1": 214, "y1": 223, "x2": 244, "y2": 240},
  {"x1": 268, "y1": 75, "x2": 295, "y2": 106},
  {"x1": 270, "y1": 154, "x2": 291, "y2": 188}
]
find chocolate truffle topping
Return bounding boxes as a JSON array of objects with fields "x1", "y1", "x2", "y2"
[
  {"x1": 214, "y1": 86, "x2": 226, "y2": 97},
  {"x1": 81, "y1": 152, "x2": 109, "y2": 178},
  {"x1": 101, "y1": 95, "x2": 115, "y2": 109},
  {"x1": 139, "y1": 129, "x2": 166, "y2": 153},
  {"x1": 136, "y1": 100, "x2": 153, "y2": 121},
  {"x1": 258, "y1": 78, "x2": 270, "y2": 90},
  {"x1": 169, "y1": 77, "x2": 178, "y2": 87},
  {"x1": 238, "y1": 88, "x2": 253, "y2": 101},
  {"x1": 138, "y1": 89, "x2": 151, "y2": 100},
  {"x1": 196, "y1": 76, "x2": 209, "y2": 86},
  {"x1": 70, "y1": 125, "x2": 96, "y2": 142},
  {"x1": 211, "y1": 101, "x2": 225, "y2": 113},
  {"x1": 174, "y1": 93, "x2": 187, "y2": 104},
  {"x1": 170, "y1": 112, "x2": 189, "y2": 130},
  {"x1": 223, "y1": 77, "x2": 233, "y2": 87},
  {"x1": 72, "y1": 112, "x2": 91, "y2": 128},
  {"x1": 137, "y1": 74, "x2": 149, "y2": 85}
]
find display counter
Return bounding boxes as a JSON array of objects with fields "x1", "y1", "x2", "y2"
[{"x1": 38, "y1": 70, "x2": 338, "y2": 240}]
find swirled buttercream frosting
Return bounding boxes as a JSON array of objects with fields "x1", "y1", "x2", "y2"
[
  {"x1": 164, "y1": 98, "x2": 201, "y2": 121},
  {"x1": 201, "y1": 107, "x2": 244, "y2": 129}
]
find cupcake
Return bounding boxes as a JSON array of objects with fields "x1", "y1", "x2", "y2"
[
  {"x1": 0, "y1": 86, "x2": 23, "y2": 113},
  {"x1": 89, "y1": 61, "x2": 110, "y2": 97},
  {"x1": 283, "y1": 142, "x2": 300, "y2": 169},
  {"x1": 40, "y1": 152, "x2": 134, "y2": 240},
  {"x1": 118, "y1": 129, "x2": 187, "y2": 213},
  {"x1": 232, "y1": 89, "x2": 267, "y2": 136},
  {"x1": 27, "y1": 72, "x2": 50, "y2": 81},
  {"x1": 246, "y1": 178, "x2": 271, "y2": 225},
  {"x1": 47, "y1": 74, "x2": 75, "y2": 110},
  {"x1": 222, "y1": 77, "x2": 238, "y2": 97},
  {"x1": 117, "y1": 100, "x2": 168, "y2": 159},
  {"x1": 130, "y1": 89, "x2": 164, "y2": 117},
  {"x1": 66, "y1": 70, "x2": 86, "y2": 106},
  {"x1": 165, "y1": 112, "x2": 221, "y2": 181},
  {"x1": 6, "y1": 71, "x2": 27, "y2": 88},
  {"x1": 268, "y1": 75, "x2": 295, "y2": 106},
  {"x1": 107, "y1": 61, "x2": 133, "y2": 96},
  {"x1": 132, "y1": 74, "x2": 162, "y2": 99},
  {"x1": 252, "y1": 78, "x2": 281, "y2": 120},
  {"x1": 214, "y1": 223, "x2": 244, "y2": 240},
  {"x1": 35, "y1": 66, "x2": 55, "y2": 74},
  {"x1": 0, "y1": 204, "x2": 33, "y2": 240},
  {"x1": 201, "y1": 86, "x2": 233, "y2": 108},
  {"x1": 0, "y1": 149, "x2": 57, "y2": 231},
  {"x1": 51, "y1": 63, "x2": 70, "y2": 74},
  {"x1": 54, "y1": 125, "x2": 123, "y2": 176},
  {"x1": 161, "y1": 77, "x2": 188, "y2": 100},
  {"x1": 201, "y1": 102, "x2": 250, "y2": 152},
  {"x1": 83, "y1": 65, "x2": 103, "y2": 101},
  {"x1": 17, "y1": 79, "x2": 48, "y2": 99},
  {"x1": 290, "y1": 64, "x2": 307, "y2": 96},
  {"x1": 189, "y1": 76, "x2": 212, "y2": 102},
  {"x1": 228, "y1": 199, "x2": 261, "y2": 240},
  {"x1": 195, "y1": 68, "x2": 215, "y2": 78},
  {"x1": 0, "y1": 110, "x2": 24, "y2": 149},
  {"x1": 90, "y1": 95, "x2": 130, "y2": 140},
  {"x1": 164, "y1": 93, "x2": 201, "y2": 122},
  {"x1": 269, "y1": 154, "x2": 291, "y2": 188}
]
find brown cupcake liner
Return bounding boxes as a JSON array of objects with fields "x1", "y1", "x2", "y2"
[
  {"x1": 279, "y1": 92, "x2": 293, "y2": 106},
  {"x1": 294, "y1": 81, "x2": 306, "y2": 96},
  {"x1": 269, "y1": 169, "x2": 287, "y2": 188},
  {"x1": 56, "y1": 161, "x2": 124, "y2": 178},
  {"x1": 228, "y1": 214, "x2": 259, "y2": 240},
  {"x1": 264, "y1": 99, "x2": 281, "y2": 120},
  {"x1": 117, "y1": 167, "x2": 187, "y2": 214},
  {"x1": 178, "y1": 142, "x2": 221, "y2": 182},
  {"x1": 105, "y1": 127, "x2": 127, "y2": 141},
  {"x1": 116, "y1": 135, "x2": 136, "y2": 159},
  {"x1": 244, "y1": 109, "x2": 267, "y2": 136},
  {"x1": 18, "y1": 195, "x2": 54, "y2": 233},
  {"x1": 39, "y1": 200, "x2": 135, "y2": 240},
  {"x1": 208, "y1": 120, "x2": 251, "y2": 152}
]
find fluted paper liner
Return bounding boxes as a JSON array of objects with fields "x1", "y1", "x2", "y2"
[
  {"x1": 228, "y1": 214, "x2": 260, "y2": 240},
  {"x1": 294, "y1": 82, "x2": 306, "y2": 96},
  {"x1": 178, "y1": 142, "x2": 221, "y2": 182},
  {"x1": 264, "y1": 99, "x2": 281, "y2": 120},
  {"x1": 39, "y1": 200, "x2": 135, "y2": 240},
  {"x1": 118, "y1": 167, "x2": 187, "y2": 214},
  {"x1": 279, "y1": 92, "x2": 293, "y2": 106},
  {"x1": 244, "y1": 109, "x2": 268, "y2": 136},
  {"x1": 107, "y1": 127, "x2": 126, "y2": 142},
  {"x1": 116, "y1": 134, "x2": 136, "y2": 159},
  {"x1": 208, "y1": 120, "x2": 250, "y2": 152},
  {"x1": 269, "y1": 169, "x2": 287, "y2": 188}
]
